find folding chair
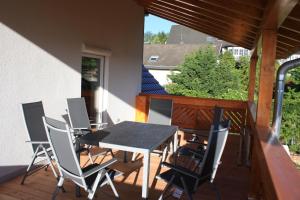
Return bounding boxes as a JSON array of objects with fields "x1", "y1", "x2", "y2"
[
  {"x1": 20, "y1": 101, "x2": 58, "y2": 184},
  {"x1": 43, "y1": 116, "x2": 119, "y2": 200},
  {"x1": 177, "y1": 106, "x2": 224, "y2": 162},
  {"x1": 156, "y1": 120, "x2": 231, "y2": 200},
  {"x1": 66, "y1": 97, "x2": 114, "y2": 163},
  {"x1": 132, "y1": 98, "x2": 174, "y2": 162}
]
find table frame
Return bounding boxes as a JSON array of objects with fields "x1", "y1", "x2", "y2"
[{"x1": 98, "y1": 128, "x2": 178, "y2": 199}]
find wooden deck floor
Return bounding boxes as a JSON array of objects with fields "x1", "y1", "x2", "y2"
[{"x1": 0, "y1": 134, "x2": 249, "y2": 200}]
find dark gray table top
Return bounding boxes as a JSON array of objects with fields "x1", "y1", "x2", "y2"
[{"x1": 79, "y1": 121, "x2": 178, "y2": 151}]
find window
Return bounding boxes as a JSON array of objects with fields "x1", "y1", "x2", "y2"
[
  {"x1": 239, "y1": 49, "x2": 243, "y2": 55},
  {"x1": 244, "y1": 49, "x2": 248, "y2": 56},
  {"x1": 234, "y1": 49, "x2": 238, "y2": 55},
  {"x1": 149, "y1": 55, "x2": 159, "y2": 62},
  {"x1": 206, "y1": 36, "x2": 214, "y2": 43}
]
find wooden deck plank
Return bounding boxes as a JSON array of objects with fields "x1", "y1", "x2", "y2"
[{"x1": 0, "y1": 135, "x2": 249, "y2": 200}]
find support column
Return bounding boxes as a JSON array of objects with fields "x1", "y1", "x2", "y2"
[
  {"x1": 256, "y1": 30, "x2": 277, "y2": 127},
  {"x1": 135, "y1": 95, "x2": 148, "y2": 122},
  {"x1": 248, "y1": 50, "x2": 258, "y2": 102}
]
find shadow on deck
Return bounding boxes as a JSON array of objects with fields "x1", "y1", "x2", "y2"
[{"x1": 0, "y1": 134, "x2": 249, "y2": 200}]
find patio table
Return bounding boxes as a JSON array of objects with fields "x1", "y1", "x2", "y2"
[{"x1": 79, "y1": 121, "x2": 178, "y2": 199}]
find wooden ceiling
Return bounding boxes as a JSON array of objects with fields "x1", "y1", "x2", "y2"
[{"x1": 135, "y1": 0, "x2": 300, "y2": 59}]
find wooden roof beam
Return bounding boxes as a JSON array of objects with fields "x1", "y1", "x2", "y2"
[
  {"x1": 148, "y1": 9, "x2": 253, "y2": 49},
  {"x1": 141, "y1": 0, "x2": 261, "y2": 27},
  {"x1": 196, "y1": 0, "x2": 264, "y2": 19},
  {"x1": 231, "y1": 0, "x2": 267, "y2": 10},
  {"x1": 146, "y1": 4, "x2": 257, "y2": 42},
  {"x1": 142, "y1": 0, "x2": 258, "y2": 37},
  {"x1": 278, "y1": 27, "x2": 300, "y2": 43},
  {"x1": 252, "y1": 0, "x2": 298, "y2": 57}
]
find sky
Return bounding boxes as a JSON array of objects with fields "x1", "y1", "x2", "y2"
[{"x1": 144, "y1": 15, "x2": 176, "y2": 34}]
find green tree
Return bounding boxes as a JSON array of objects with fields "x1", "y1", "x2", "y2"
[
  {"x1": 166, "y1": 47, "x2": 248, "y2": 100},
  {"x1": 166, "y1": 46, "x2": 218, "y2": 97},
  {"x1": 144, "y1": 31, "x2": 153, "y2": 43},
  {"x1": 280, "y1": 89, "x2": 300, "y2": 153},
  {"x1": 151, "y1": 32, "x2": 168, "y2": 44}
]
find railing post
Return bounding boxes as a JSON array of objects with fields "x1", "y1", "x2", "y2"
[
  {"x1": 256, "y1": 29, "x2": 277, "y2": 127},
  {"x1": 135, "y1": 95, "x2": 148, "y2": 122},
  {"x1": 248, "y1": 50, "x2": 258, "y2": 103}
]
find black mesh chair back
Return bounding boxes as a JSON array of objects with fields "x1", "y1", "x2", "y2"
[
  {"x1": 43, "y1": 117, "x2": 82, "y2": 179},
  {"x1": 211, "y1": 106, "x2": 224, "y2": 130},
  {"x1": 22, "y1": 101, "x2": 49, "y2": 151},
  {"x1": 199, "y1": 120, "x2": 230, "y2": 182},
  {"x1": 148, "y1": 98, "x2": 173, "y2": 125},
  {"x1": 67, "y1": 97, "x2": 91, "y2": 129}
]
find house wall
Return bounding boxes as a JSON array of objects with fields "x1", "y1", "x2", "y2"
[
  {"x1": 149, "y1": 69, "x2": 173, "y2": 86},
  {"x1": 0, "y1": 0, "x2": 144, "y2": 167}
]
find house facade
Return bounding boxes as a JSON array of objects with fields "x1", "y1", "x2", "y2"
[{"x1": 0, "y1": 0, "x2": 144, "y2": 168}]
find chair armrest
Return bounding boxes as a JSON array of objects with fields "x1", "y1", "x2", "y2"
[
  {"x1": 83, "y1": 158, "x2": 117, "y2": 178},
  {"x1": 25, "y1": 141, "x2": 49, "y2": 144},
  {"x1": 161, "y1": 162, "x2": 199, "y2": 179},
  {"x1": 90, "y1": 122, "x2": 108, "y2": 128},
  {"x1": 185, "y1": 147, "x2": 204, "y2": 157}
]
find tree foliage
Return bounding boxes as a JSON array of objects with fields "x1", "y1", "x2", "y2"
[
  {"x1": 280, "y1": 89, "x2": 300, "y2": 153},
  {"x1": 144, "y1": 31, "x2": 168, "y2": 44},
  {"x1": 166, "y1": 46, "x2": 249, "y2": 100}
]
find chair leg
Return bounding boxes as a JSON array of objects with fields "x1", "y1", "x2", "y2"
[
  {"x1": 88, "y1": 152, "x2": 94, "y2": 164},
  {"x1": 180, "y1": 177, "x2": 193, "y2": 200},
  {"x1": 105, "y1": 172, "x2": 119, "y2": 198},
  {"x1": 43, "y1": 147, "x2": 58, "y2": 178},
  {"x1": 210, "y1": 182, "x2": 221, "y2": 200},
  {"x1": 52, "y1": 177, "x2": 64, "y2": 200},
  {"x1": 20, "y1": 146, "x2": 41, "y2": 184},
  {"x1": 88, "y1": 170, "x2": 104, "y2": 200},
  {"x1": 158, "y1": 175, "x2": 175, "y2": 200},
  {"x1": 161, "y1": 145, "x2": 168, "y2": 163},
  {"x1": 109, "y1": 149, "x2": 115, "y2": 157}
]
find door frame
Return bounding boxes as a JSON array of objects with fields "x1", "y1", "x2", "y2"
[{"x1": 81, "y1": 45, "x2": 111, "y2": 124}]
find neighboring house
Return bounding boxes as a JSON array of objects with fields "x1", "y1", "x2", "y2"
[
  {"x1": 222, "y1": 46, "x2": 251, "y2": 60},
  {"x1": 278, "y1": 51, "x2": 300, "y2": 64},
  {"x1": 166, "y1": 24, "x2": 219, "y2": 45},
  {"x1": 141, "y1": 65, "x2": 168, "y2": 94},
  {"x1": 143, "y1": 44, "x2": 210, "y2": 87},
  {"x1": 166, "y1": 25, "x2": 251, "y2": 60}
]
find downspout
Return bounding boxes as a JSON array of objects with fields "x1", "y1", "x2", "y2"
[{"x1": 272, "y1": 58, "x2": 300, "y2": 137}]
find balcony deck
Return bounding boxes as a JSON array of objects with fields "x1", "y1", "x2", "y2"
[{"x1": 0, "y1": 134, "x2": 249, "y2": 200}]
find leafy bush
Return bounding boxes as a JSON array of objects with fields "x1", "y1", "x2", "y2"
[
  {"x1": 280, "y1": 89, "x2": 300, "y2": 153},
  {"x1": 166, "y1": 46, "x2": 248, "y2": 100}
]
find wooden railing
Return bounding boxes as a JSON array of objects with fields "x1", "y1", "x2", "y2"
[
  {"x1": 135, "y1": 94, "x2": 300, "y2": 200},
  {"x1": 247, "y1": 102, "x2": 300, "y2": 200},
  {"x1": 135, "y1": 94, "x2": 248, "y2": 133}
]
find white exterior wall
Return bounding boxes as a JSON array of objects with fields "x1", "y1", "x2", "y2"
[
  {"x1": 0, "y1": 0, "x2": 143, "y2": 166},
  {"x1": 149, "y1": 69, "x2": 173, "y2": 86}
]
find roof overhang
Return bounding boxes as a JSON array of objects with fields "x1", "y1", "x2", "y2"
[{"x1": 135, "y1": 0, "x2": 300, "y2": 59}]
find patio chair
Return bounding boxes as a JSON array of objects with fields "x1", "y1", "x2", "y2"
[
  {"x1": 43, "y1": 116, "x2": 119, "y2": 200},
  {"x1": 20, "y1": 101, "x2": 58, "y2": 185},
  {"x1": 156, "y1": 120, "x2": 231, "y2": 200},
  {"x1": 66, "y1": 97, "x2": 114, "y2": 163},
  {"x1": 177, "y1": 106, "x2": 224, "y2": 161},
  {"x1": 132, "y1": 98, "x2": 173, "y2": 162}
]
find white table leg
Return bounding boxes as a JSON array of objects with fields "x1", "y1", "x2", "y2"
[
  {"x1": 142, "y1": 151, "x2": 150, "y2": 199},
  {"x1": 174, "y1": 130, "x2": 178, "y2": 152}
]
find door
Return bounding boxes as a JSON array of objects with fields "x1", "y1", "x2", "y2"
[{"x1": 81, "y1": 55, "x2": 104, "y2": 123}]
